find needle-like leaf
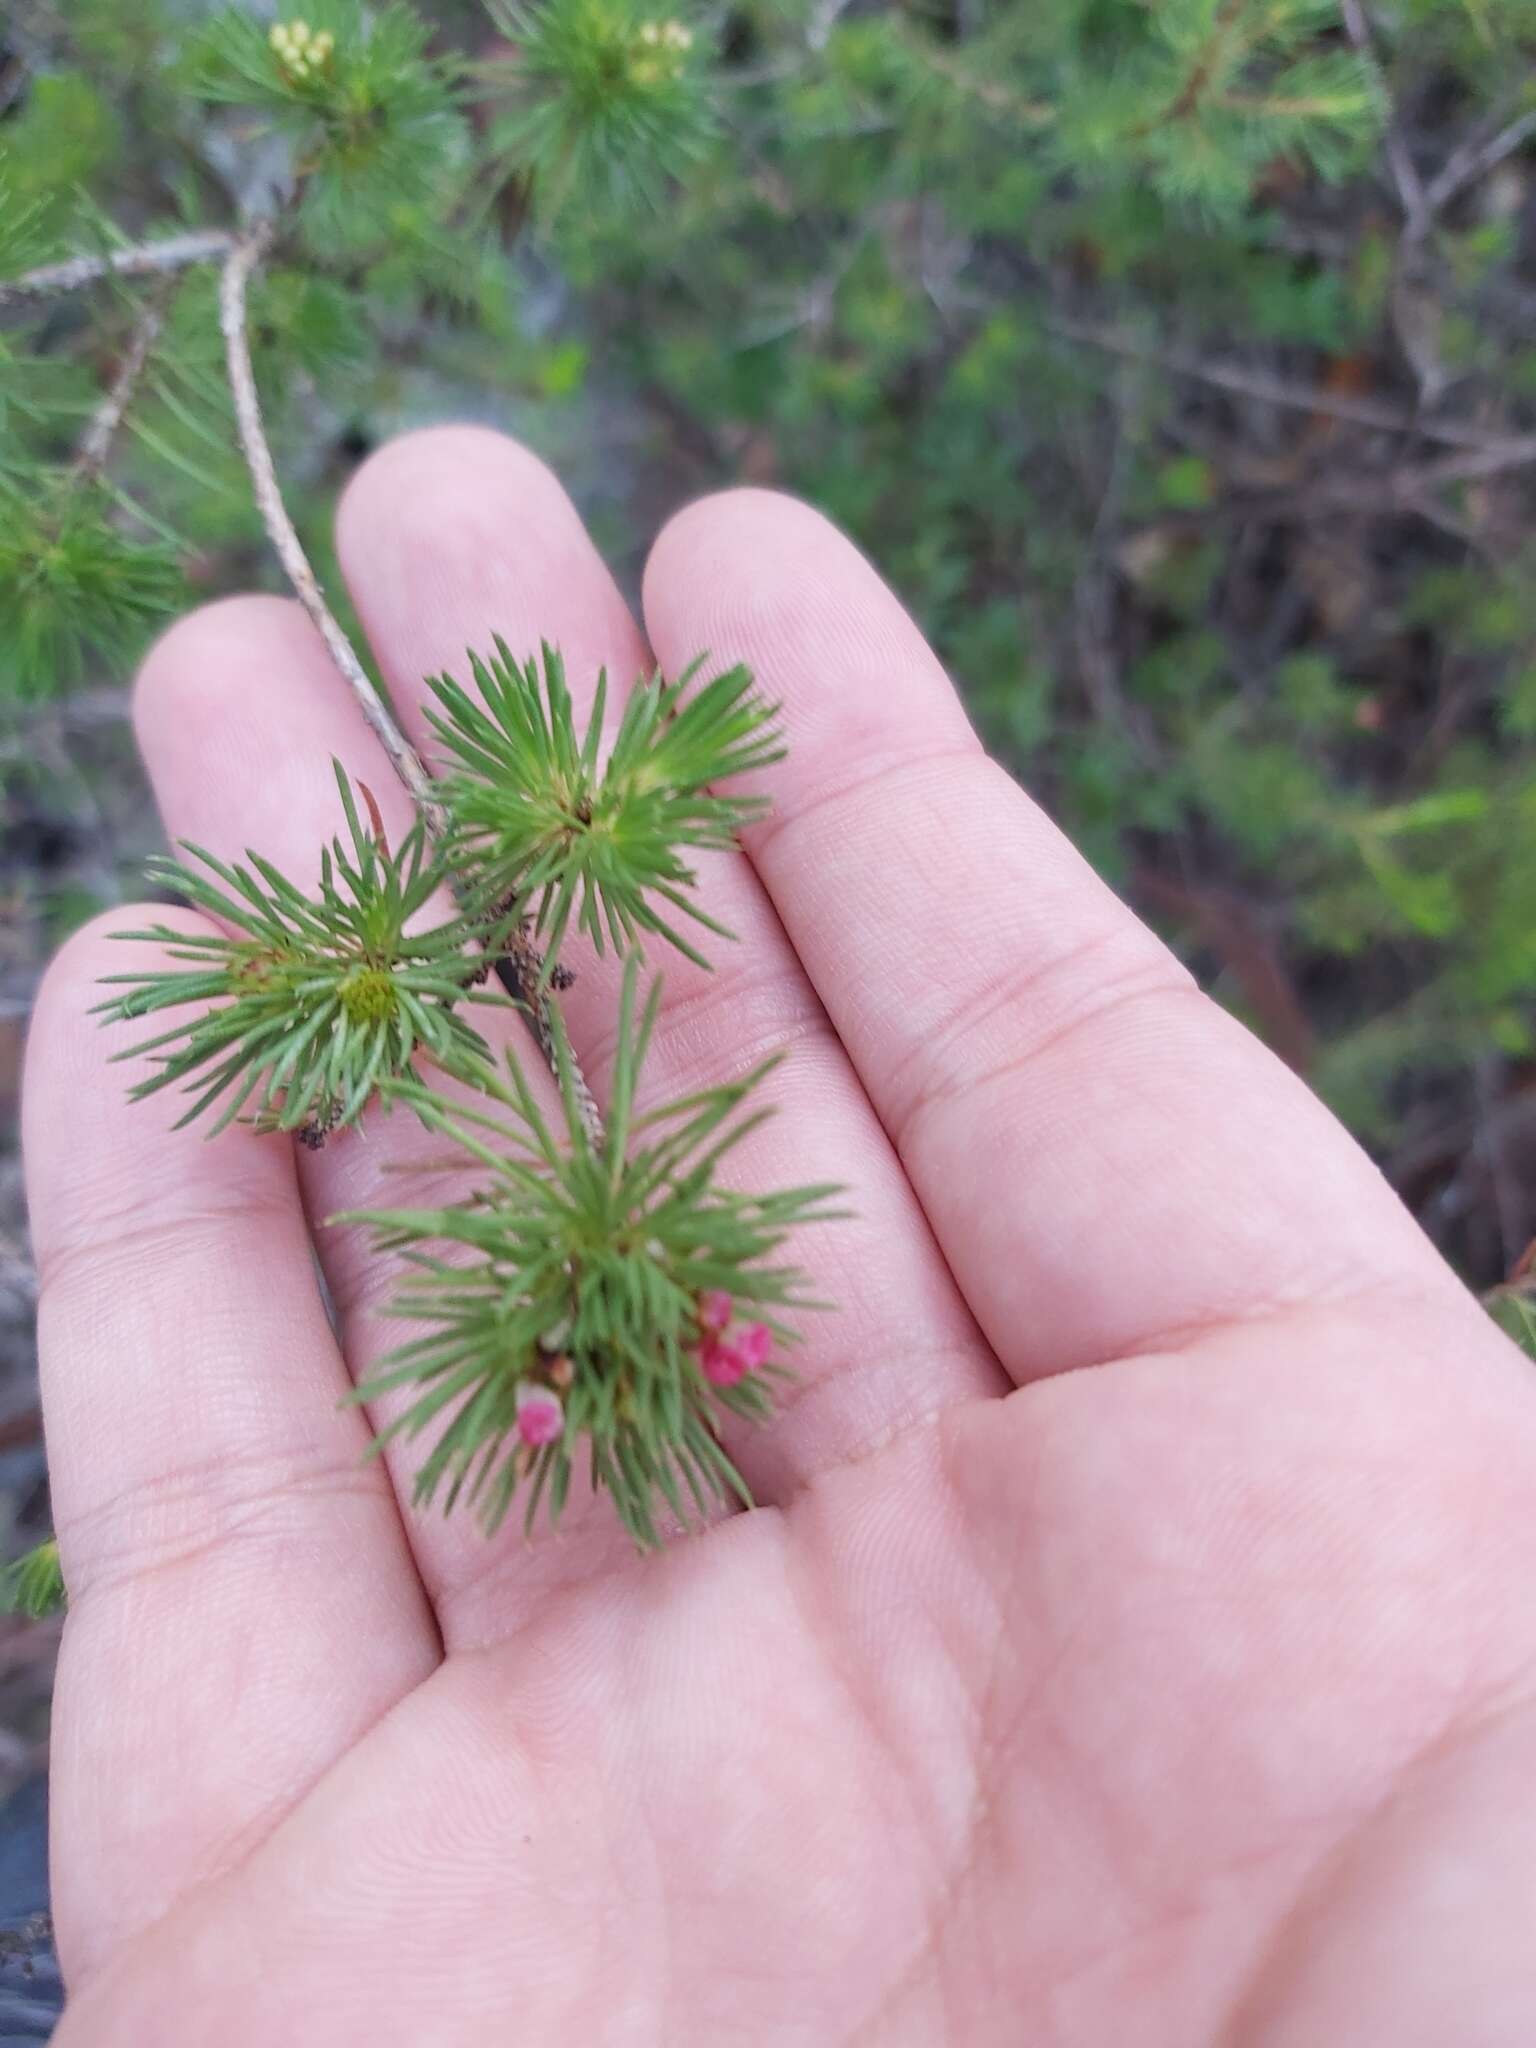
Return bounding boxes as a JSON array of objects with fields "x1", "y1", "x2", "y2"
[
  {"x1": 428, "y1": 640, "x2": 783, "y2": 979},
  {"x1": 347, "y1": 956, "x2": 842, "y2": 1546},
  {"x1": 95, "y1": 761, "x2": 512, "y2": 1140}
]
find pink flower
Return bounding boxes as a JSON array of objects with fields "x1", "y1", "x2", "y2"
[
  {"x1": 698, "y1": 1289, "x2": 734, "y2": 1333},
  {"x1": 515, "y1": 1383, "x2": 565, "y2": 1447},
  {"x1": 700, "y1": 1337, "x2": 748, "y2": 1387},
  {"x1": 698, "y1": 1320, "x2": 771, "y2": 1388},
  {"x1": 735, "y1": 1321, "x2": 772, "y2": 1370}
]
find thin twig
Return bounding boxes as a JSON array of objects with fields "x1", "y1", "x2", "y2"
[
  {"x1": 220, "y1": 223, "x2": 440, "y2": 820},
  {"x1": 73, "y1": 286, "x2": 169, "y2": 482},
  {"x1": 1394, "y1": 434, "x2": 1536, "y2": 491},
  {"x1": 1245, "y1": 431, "x2": 1536, "y2": 520},
  {"x1": 1191, "y1": 441, "x2": 1536, "y2": 547},
  {"x1": 1341, "y1": 0, "x2": 1430, "y2": 237},
  {"x1": 1045, "y1": 316, "x2": 1508, "y2": 449},
  {"x1": 0, "y1": 227, "x2": 234, "y2": 311},
  {"x1": 1072, "y1": 383, "x2": 1152, "y2": 753},
  {"x1": 1343, "y1": 0, "x2": 1456, "y2": 403},
  {"x1": 1426, "y1": 105, "x2": 1536, "y2": 214},
  {"x1": 218, "y1": 224, "x2": 603, "y2": 1139},
  {"x1": 1150, "y1": 0, "x2": 1245, "y2": 132},
  {"x1": 1276, "y1": 434, "x2": 1536, "y2": 527}
]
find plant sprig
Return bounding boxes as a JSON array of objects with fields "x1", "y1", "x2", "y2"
[
  {"x1": 0, "y1": 473, "x2": 184, "y2": 701},
  {"x1": 12, "y1": 0, "x2": 845, "y2": 1561},
  {"x1": 97, "y1": 688, "x2": 837, "y2": 1548},
  {"x1": 184, "y1": 2, "x2": 469, "y2": 258},
  {"x1": 484, "y1": 0, "x2": 716, "y2": 224},
  {"x1": 349, "y1": 956, "x2": 840, "y2": 1546},
  {"x1": 95, "y1": 764, "x2": 509, "y2": 1141},
  {"x1": 0, "y1": 1539, "x2": 64, "y2": 1622},
  {"x1": 429, "y1": 639, "x2": 783, "y2": 976}
]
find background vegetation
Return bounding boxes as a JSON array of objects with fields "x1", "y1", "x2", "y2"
[{"x1": 1, "y1": 0, "x2": 1535, "y2": 2008}]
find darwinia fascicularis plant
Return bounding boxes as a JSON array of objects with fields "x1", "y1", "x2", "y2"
[
  {"x1": 16, "y1": 4, "x2": 1531, "y2": 1613},
  {"x1": 93, "y1": 671, "x2": 842, "y2": 1549},
  {"x1": 0, "y1": 1, "x2": 843, "y2": 1590}
]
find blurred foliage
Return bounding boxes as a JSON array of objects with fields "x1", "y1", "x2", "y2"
[
  {"x1": 1489, "y1": 1281, "x2": 1536, "y2": 1358},
  {"x1": 1, "y1": 0, "x2": 1535, "y2": 1287},
  {"x1": 0, "y1": 1540, "x2": 62, "y2": 1621},
  {"x1": 485, "y1": 0, "x2": 717, "y2": 221},
  {"x1": 0, "y1": 475, "x2": 183, "y2": 697},
  {"x1": 183, "y1": 0, "x2": 470, "y2": 255}
]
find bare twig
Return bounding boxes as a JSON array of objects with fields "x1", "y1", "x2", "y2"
[
  {"x1": 1072, "y1": 385, "x2": 1156, "y2": 755},
  {"x1": 73, "y1": 285, "x2": 169, "y2": 482},
  {"x1": 1250, "y1": 433, "x2": 1536, "y2": 519},
  {"x1": 1045, "y1": 315, "x2": 1509, "y2": 449},
  {"x1": 1341, "y1": 1, "x2": 1489, "y2": 406},
  {"x1": 221, "y1": 223, "x2": 440, "y2": 821},
  {"x1": 1341, "y1": 0, "x2": 1430, "y2": 237},
  {"x1": 1151, "y1": 0, "x2": 1245, "y2": 131},
  {"x1": 0, "y1": 227, "x2": 234, "y2": 311},
  {"x1": 1394, "y1": 434, "x2": 1536, "y2": 492},
  {"x1": 1426, "y1": 105, "x2": 1536, "y2": 214},
  {"x1": 219, "y1": 224, "x2": 603, "y2": 1139}
]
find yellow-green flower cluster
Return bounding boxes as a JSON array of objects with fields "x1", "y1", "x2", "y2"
[
  {"x1": 631, "y1": 18, "x2": 693, "y2": 84},
  {"x1": 269, "y1": 17, "x2": 336, "y2": 84}
]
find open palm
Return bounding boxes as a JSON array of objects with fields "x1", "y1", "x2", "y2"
[{"x1": 28, "y1": 430, "x2": 1536, "y2": 2045}]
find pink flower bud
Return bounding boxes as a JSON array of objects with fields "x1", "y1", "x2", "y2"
[
  {"x1": 735, "y1": 1321, "x2": 772, "y2": 1370},
  {"x1": 515, "y1": 1382, "x2": 564, "y2": 1447},
  {"x1": 698, "y1": 1289, "x2": 734, "y2": 1333},
  {"x1": 699, "y1": 1336, "x2": 748, "y2": 1387}
]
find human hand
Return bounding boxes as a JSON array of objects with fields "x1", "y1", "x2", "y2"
[{"x1": 28, "y1": 430, "x2": 1536, "y2": 2045}]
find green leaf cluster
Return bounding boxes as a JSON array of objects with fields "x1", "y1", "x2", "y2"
[
  {"x1": 0, "y1": 475, "x2": 183, "y2": 702},
  {"x1": 353, "y1": 960, "x2": 839, "y2": 1546},
  {"x1": 95, "y1": 766, "x2": 507, "y2": 1139},
  {"x1": 0, "y1": 1540, "x2": 65, "y2": 1622},
  {"x1": 184, "y1": 2, "x2": 470, "y2": 256},
  {"x1": 91, "y1": 728, "x2": 834, "y2": 1547},
  {"x1": 430, "y1": 641, "x2": 782, "y2": 972},
  {"x1": 484, "y1": 0, "x2": 716, "y2": 222}
]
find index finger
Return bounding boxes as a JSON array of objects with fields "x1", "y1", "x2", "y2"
[
  {"x1": 642, "y1": 490, "x2": 1468, "y2": 1381},
  {"x1": 24, "y1": 912, "x2": 436, "y2": 1986}
]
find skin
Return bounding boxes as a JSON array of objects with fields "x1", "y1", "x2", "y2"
[{"x1": 23, "y1": 427, "x2": 1536, "y2": 2045}]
